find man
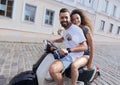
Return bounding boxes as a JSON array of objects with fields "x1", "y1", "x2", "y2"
[{"x1": 49, "y1": 8, "x2": 87, "y2": 85}]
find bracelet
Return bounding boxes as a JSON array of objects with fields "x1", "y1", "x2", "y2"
[{"x1": 67, "y1": 48, "x2": 71, "y2": 53}]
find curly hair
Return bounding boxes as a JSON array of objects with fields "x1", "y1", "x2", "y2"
[{"x1": 70, "y1": 8, "x2": 94, "y2": 34}]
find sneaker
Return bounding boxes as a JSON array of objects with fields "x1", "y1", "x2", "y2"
[{"x1": 89, "y1": 66, "x2": 97, "y2": 82}]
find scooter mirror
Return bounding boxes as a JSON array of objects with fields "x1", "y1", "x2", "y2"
[{"x1": 43, "y1": 40, "x2": 47, "y2": 51}]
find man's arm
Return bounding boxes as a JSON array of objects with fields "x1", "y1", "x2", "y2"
[
  {"x1": 59, "y1": 41, "x2": 87, "y2": 55},
  {"x1": 51, "y1": 37, "x2": 64, "y2": 43},
  {"x1": 69, "y1": 41, "x2": 87, "y2": 52}
]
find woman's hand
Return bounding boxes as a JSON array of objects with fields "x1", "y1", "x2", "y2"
[
  {"x1": 87, "y1": 63, "x2": 93, "y2": 71},
  {"x1": 57, "y1": 29, "x2": 63, "y2": 35}
]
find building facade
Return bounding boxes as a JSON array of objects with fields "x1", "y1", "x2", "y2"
[
  {"x1": 94, "y1": 0, "x2": 120, "y2": 39},
  {"x1": 0, "y1": 0, "x2": 120, "y2": 40}
]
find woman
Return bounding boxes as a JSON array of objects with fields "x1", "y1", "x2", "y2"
[{"x1": 58, "y1": 9, "x2": 95, "y2": 85}]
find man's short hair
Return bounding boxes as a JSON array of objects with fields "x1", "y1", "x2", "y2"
[{"x1": 59, "y1": 8, "x2": 70, "y2": 15}]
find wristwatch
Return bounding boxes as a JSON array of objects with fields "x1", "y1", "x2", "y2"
[{"x1": 67, "y1": 48, "x2": 71, "y2": 53}]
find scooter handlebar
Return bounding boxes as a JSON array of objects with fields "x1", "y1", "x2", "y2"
[{"x1": 43, "y1": 40, "x2": 58, "y2": 53}]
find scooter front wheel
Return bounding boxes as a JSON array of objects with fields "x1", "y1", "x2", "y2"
[{"x1": 9, "y1": 71, "x2": 38, "y2": 85}]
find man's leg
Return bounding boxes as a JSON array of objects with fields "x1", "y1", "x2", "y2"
[
  {"x1": 71, "y1": 56, "x2": 89, "y2": 85},
  {"x1": 49, "y1": 60, "x2": 64, "y2": 85}
]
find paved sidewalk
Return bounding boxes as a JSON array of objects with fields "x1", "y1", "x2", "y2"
[{"x1": 0, "y1": 41, "x2": 120, "y2": 85}]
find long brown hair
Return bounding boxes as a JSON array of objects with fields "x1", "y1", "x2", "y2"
[{"x1": 70, "y1": 8, "x2": 94, "y2": 34}]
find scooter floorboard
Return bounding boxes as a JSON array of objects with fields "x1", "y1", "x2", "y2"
[{"x1": 36, "y1": 53, "x2": 55, "y2": 85}]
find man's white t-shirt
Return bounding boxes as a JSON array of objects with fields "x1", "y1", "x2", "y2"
[{"x1": 62, "y1": 24, "x2": 86, "y2": 61}]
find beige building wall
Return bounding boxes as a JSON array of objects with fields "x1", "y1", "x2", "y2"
[
  {"x1": 0, "y1": 0, "x2": 39, "y2": 32},
  {"x1": 94, "y1": 0, "x2": 120, "y2": 39},
  {"x1": 0, "y1": 0, "x2": 74, "y2": 34},
  {"x1": 0, "y1": 0, "x2": 120, "y2": 41}
]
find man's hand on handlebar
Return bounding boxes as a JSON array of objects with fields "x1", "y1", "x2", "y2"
[{"x1": 58, "y1": 48, "x2": 68, "y2": 56}]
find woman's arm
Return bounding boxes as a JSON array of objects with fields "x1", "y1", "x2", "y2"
[{"x1": 86, "y1": 33, "x2": 94, "y2": 71}]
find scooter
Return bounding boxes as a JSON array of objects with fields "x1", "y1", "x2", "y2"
[{"x1": 9, "y1": 40, "x2": 100, "y2": 85}]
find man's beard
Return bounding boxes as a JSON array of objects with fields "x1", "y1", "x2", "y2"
[{"x1": 60, "y1": 21, "x2": 70, "y2": 28}]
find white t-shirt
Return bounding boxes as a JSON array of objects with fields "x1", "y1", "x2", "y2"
[{"x1": 62, "y1": 24, "x2": 86, "y2": 61}]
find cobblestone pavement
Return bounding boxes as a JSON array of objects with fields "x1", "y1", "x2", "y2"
[{"x1": 0, "y1": 42, "x2": 120, "y2": 85}]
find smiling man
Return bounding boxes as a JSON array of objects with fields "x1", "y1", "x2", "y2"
[{"x1": 48, "y1": 8, "x2": 87, "y2": 85}]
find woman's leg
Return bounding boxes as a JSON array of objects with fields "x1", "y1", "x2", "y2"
[{"x1": 71, "y1": 55, "x2": 89, "y2": 85}]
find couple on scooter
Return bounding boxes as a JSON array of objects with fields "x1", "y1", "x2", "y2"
[{"x1": 48, "y1": 8, "x2": 96, "y2": 85}]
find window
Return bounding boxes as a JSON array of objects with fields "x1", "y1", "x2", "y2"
[
  {"x1": 0, "y1": 0, "x2": 14, "y2": 18},
  {"x1": 102, "y1": 0, "x2": 109, "y2": 12},
  {"x1": 89, "y1": 0, "x2": 94, "y2": 7},
  {"x1": 69, "y1": 0, "x2": 74, "y2": 2},
  {"x1": 117, "y1": 26, "x2": 120, "y2": 35},
  {"x1": 45, "y1": 9, "x2": 55, "y2": 25},
  {"x1": 77, "y1": 0, "x2": 85, "y2": 4},
  {"x1": 100, "y1": 20, "x2": 105, "y2": 31},
  {"x1": 24, "y1": 4, "x2": 36, "y2": 22},
  {"x1": 109, "y1": 23, "x2": 113, "y2": 33},
  {"x1": 119, "y1": 14, "x2": 120, "y2": 19},
  {"x1": 56, "y1": 0, "x2": 62, "y2": 1},
  {"x1": 112, "y1": 5, "x2": 117, "y2": 16}
]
